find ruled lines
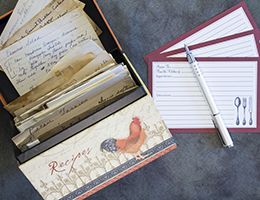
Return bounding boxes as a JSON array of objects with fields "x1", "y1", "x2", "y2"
[
  {"x1": 168, "y1": 34, "x2": 258, "y2": 58},
  {"x1": 162, "y1": 7, "x2": 253, "y2": 53},
  {"x1": 152, "y1": 61, "x2": 257, "y2": 129}
]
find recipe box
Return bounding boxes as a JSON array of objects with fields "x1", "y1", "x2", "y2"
[{"x1": 0, "y1": 1, "x2": 176, "y2": 199}]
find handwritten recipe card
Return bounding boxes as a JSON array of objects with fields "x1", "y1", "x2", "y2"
[
  {"x1": 0, "y1": 0, "x2": 52, "y2": 46},
  {"x1": 0, "y1": 8, "x2": 102, "y2": 95}
]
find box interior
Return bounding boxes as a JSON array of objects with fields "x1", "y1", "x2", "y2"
[{"x1": 0, "y1": 0, "x2": 147, "y2": 163}]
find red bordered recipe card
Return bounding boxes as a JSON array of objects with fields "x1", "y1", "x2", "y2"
[
  {"x1": 148, "y1": 56, "x2": 260, "y2": 133},
  {"x1": 145, "y1": 1, "x2": 258, "y2": 63},
  {"x1": 162, "y1": 29, "x2": 260, "y2": 59}
]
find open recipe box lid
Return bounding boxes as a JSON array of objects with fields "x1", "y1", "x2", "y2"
[{"x1": 0, "y1": 1, "x2": 176, "y2": 199}]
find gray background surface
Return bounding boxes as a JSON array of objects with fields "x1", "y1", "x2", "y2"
[{"x1": 0, "y1": 0, "x2": 260, "y2": 200}]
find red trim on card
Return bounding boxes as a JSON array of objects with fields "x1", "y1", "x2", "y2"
[
  {"x1": 144, "y1": 1, "x2": 257, "y2": 62},
  {"x1": 76, "y1": 144, "x2": 177, "y2": 200},
  {"x1": 256, "y1": 58, "x2": 259, "y2": 134},
  {"x1": 241, "y1": 1, "x2": 259, "y2": 30},
  {"x1": 162, "y1": 30, "x2": 258, "y2": 58},
  {"x1": 170, "y1": 128, "x2": 260, "y2": 134},
  {"x1": 148, "y1": 58, "x2": 153, "y2": 95},
  {"x1": 148, "y1": 56, "x2": 260, "y2": 134},
  {"x1": 152, "y1": 56, "x2": 259, "y2": 62},
  {"x1": 258, "y1": 29, "x2": 260, "y2": 49}
]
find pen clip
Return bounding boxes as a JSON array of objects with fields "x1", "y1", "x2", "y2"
[{"x1": 211, "y1": 117, "x2": 226, "y2": 147}]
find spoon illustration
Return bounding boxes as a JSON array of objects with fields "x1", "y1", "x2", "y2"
[
  {"x1": 249, "y1": 96, "x2": 253, "y2": 125},
  {"x1": 234, "y1": 97, "x2": 241, "y2": 125}
]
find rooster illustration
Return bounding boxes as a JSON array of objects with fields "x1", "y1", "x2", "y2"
[{"x1": 100, "y1": 117, "x2": 147, "y2": 160}]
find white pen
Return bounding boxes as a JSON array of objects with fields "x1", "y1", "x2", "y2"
[{"x1": 185, "y1": 44, "x2": 234, "y2": 148}]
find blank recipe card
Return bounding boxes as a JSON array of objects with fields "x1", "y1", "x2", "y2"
[
  {"x1": 151, "y1": 60, "x2": 258, "y2": 132},
  {"x1": 147, "y1": 2, "x2": 260, "y2": 133}
]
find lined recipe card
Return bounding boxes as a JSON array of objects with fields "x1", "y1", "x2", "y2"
[
  {"x1": 161, "y1": 6, "x2": 254, "y2": 54},
  {"x1": 152, "y1": 61, "x2": 257, "y2": 129},
  {"x1": 167, "y1": 34, "x2": 259, "y2": 58}
]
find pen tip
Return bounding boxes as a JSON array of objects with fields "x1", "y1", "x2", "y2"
[{"x1": 184, "y1": 44, "x2": 189, "y2": 52}]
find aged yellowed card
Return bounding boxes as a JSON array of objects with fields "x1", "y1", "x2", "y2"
[
  {"x1": 4, "y1": 0, "x2": 81, "y2": 47},
  {"x1": 0, "y1": 8, "x2": 102, "y2": 95}
]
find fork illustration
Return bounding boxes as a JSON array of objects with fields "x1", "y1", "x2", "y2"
[{"x1": 242, "y1": 98, "x2": 247, "y2": 126}]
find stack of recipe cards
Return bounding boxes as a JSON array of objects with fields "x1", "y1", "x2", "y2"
[
  {"x1": 0, "y1": 1, "x2": 177, "y2": 199},
  {"x1": 0, "y1": 0, "x2": 137, "y2": 151},
  {"x1": 145, "y1": 2, "x2": 260, "y2": 133}
]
